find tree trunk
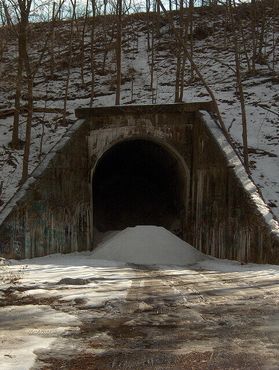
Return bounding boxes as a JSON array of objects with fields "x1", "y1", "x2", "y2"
[
  {"x1": 21, "y1": 75, "x2": 33, "y2": 183},
  {"x1": 80, "y1": 0, "x2": 89, "y2": 86},
  {"x1": 20, "y1": 1, "x2": 33, "y2": 183},
  {"x1": 50, "y1": 2, "x2": 56, "y2": 79},
  {"x1": 11, "y1": 25, "x2": 24, "y2": 150},
  {"x1": 146, "y1": 0, "x2": 151, "y2": 51},
  {"x1": 62, "y1": 0, "x2": 76, "y2": 125},
  {"x1": 90, "y1": 0, "x2": 96, "y2": 107},
  {"x1": 230, "y1": 0, "x2": 249, "y2": 173},
  {"x1": 115, "y1": 0, "x2": 122, "y2": 105}
]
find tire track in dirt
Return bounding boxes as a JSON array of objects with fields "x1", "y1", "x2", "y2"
[{"x1": 32, "y1": 265, "x2": 279, "y2": 369}]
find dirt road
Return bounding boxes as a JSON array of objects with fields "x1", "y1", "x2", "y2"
[{"x1": 4, "y1": 262, "x2": 273, "y2": 370}]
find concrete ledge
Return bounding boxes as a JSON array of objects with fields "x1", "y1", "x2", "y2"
[{"x1": 75, "y1": 102, "x2": 215, "y2": 118}]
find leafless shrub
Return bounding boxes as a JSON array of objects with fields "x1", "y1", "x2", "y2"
[{"x1": 0, "y1": 259, "x2": 27, "y2": 285}]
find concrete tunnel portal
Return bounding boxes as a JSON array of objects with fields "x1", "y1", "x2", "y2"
[
  {"x1": 92, "y1": 139, "x2": 188, "y2": 237},
  {"x1": 2, "y1": 104, "x2": 278, "y2": 262}
]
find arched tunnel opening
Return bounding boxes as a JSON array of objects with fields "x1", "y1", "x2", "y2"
[{"x1": 92, "y1": 139, "x2": 187, "y2": 237}]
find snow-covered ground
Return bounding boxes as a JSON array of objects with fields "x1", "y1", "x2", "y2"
[
  {"x1": 0, "y1": 9, "x2": 278, "y2": 220},
  {"x1": 1, "y1": 226, "x2": 279, "y2": 369}
]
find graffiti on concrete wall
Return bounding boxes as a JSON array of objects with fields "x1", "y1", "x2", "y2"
[{"x1": 0, "y1": 200, "x2": 91, "y2": 259}]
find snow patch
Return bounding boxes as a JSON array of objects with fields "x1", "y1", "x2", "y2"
[
  {"x1": 92, "y1": 225, "x2": 206, "y2": 265},
  {"x1": 0, "y1": 305, "x2": 80, "y2": 370}
]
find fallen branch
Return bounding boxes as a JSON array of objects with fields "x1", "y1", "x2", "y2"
[
  {"x1": 247, "y1": 147, "x2": 277, "y2": 158},
  {"x1": 0, "y1": 107, "x2": 65, "y2": 118},
  {"x1": 257, "y1": 103, "x2": 279, "y2": 117}
]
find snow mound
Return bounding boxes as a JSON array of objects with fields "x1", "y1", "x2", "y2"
[{"x1": 92, "y1": 226, "x2": 206, "y2": 266}]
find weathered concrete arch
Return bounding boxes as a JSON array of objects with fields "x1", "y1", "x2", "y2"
[
  {"x1": 92, "y1": 135, "x2": 190, "y2": 176},
  {"x1": 91, "y1": 136, "x2": 190, "y2": 238}
]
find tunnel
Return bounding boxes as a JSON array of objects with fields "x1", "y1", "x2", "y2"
[{"x1": 92, "y1": 139, "x2": 187, "y2": 237}]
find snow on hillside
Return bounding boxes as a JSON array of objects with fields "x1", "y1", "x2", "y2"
[{"x1": 0, "y1": 8, "x2": 278, "y2": 219}]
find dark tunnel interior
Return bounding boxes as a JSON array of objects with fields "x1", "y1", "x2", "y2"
[{"x1": 92, "y1": 139, "x2": 186, "y2": 235}]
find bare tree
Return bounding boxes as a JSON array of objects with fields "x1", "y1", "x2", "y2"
[
  {"x1": 80, "y1": 0, "x2": 89, "y2": 86},
  {"x1": 146, "y1": 0, "x2": 151, "y2": 51},
  {"x1": 115, "y1": 0, "x2": 122, "y2": 105},
  {"x1": 158, "y1": 0, "x2": 229, "y2": 140},
  {"x1": 5, "y1": 0, "x2": 65, "y2": 181},
  {"x1": 174, "y1": 0, "x2": 188, "y2": 102},
  {"x1": 62, "y1": 0, "x2": 76, "y2": 125},
  {"x1": 9, "y1": 0, "x2": 32, "y2": 150},
  {"x1": 228, "y1": 0, "x2": 249, "y2": 173},
  {"x1": 50, "y1": 1, "x2": 57, "y2": 80},
  {"x1": 89, "y1": 0, "x2": 96, "y2": 107},
  {"x1": 148, "y1": 7, "x2": 157, "y2": 103},
  {"x1": 17, "y1": 0, "x2": 34, "y2": 182}
]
